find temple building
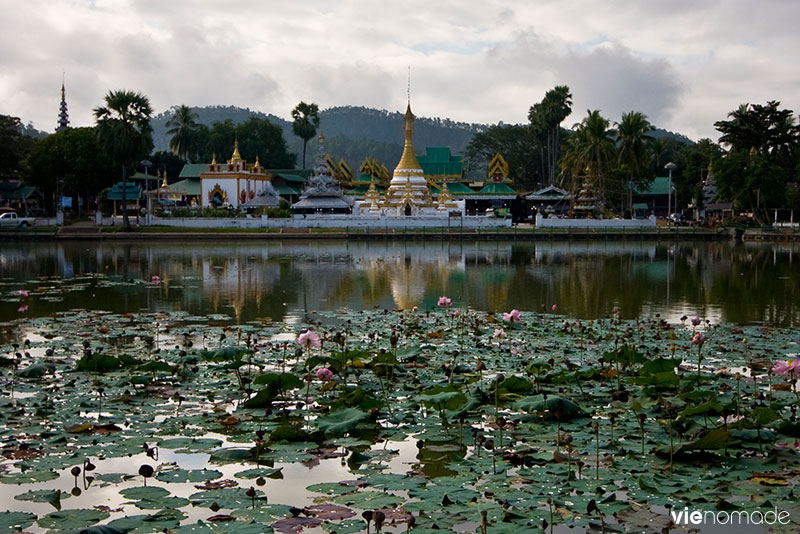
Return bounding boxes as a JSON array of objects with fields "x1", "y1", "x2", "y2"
[
  {"x1": 354, "y1": 100, "x2": 464, "y2": 217},
  {"x1": 57, "y1": 81, "x2": 69, "y2": 132},
  {"x1": 199, "y1": 141, "x2": 274, "y2": 208},
  {"x1": 291, "y1": 135, "x2": 353, "y2": 215},
  {"x1": 417, "y1": 147, "x2": 464, "y2": 183}
]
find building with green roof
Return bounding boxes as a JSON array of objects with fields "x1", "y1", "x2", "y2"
[
  {"x1": 634, "y1": 177, "x2": 672, "y2": 217},
  {"x1": 417, "y1": 147, "x2": 464, "y2": 182}
]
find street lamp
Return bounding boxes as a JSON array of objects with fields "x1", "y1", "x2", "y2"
[
  {"x1": 141, "y1": 159, "x2": 153, "y2": 191},
  {"x1": 665, "y1": 162, "x2": 677, "y2": 220}
]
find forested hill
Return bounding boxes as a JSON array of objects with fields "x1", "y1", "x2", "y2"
[
  {"x1": 151, "y1": 104, "x2": 691, "y2": 170},
  {"x1": 151, "y1": 105, "x2": 488, "y2": 169}
]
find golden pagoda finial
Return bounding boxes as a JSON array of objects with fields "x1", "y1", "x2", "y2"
[
  {"x1": 230, "y1": 139, "x2": 243, "y2": 163},
  {"x1": 396, "y1": 100, "x2": 421, "y2": 171},
  {"x1": 211, "y1": 152, "x2": 217, "y2": 165},
  {"x1": 161, "y1": 169, "x2": 168, "y2": 188},
  {"x1": 254, "y1": 154, "x2": 261, "y2": 168}
]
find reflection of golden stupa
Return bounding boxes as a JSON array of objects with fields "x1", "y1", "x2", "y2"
[
  {"x1": 383, "y1": 103, "x2": 434, "y2": 211},
  {"x1": 387, "y1": 258, "x2": 428, "y2": 309}
]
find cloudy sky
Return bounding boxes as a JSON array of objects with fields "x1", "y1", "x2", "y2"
[{"x1": 2, "y1": 0, "x2": 799, "y2": 141}]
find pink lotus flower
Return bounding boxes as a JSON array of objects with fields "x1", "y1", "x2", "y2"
[
  {"x1": 551, "y1": 304, "x2": 557, "y2": 311},
  {"x1": 692, "y1": 333, "x2": 706, "y2": 346},
  {"x1": 502, "y1": 309, "x2": 521, "y2": 323},
  {"x1": 17, "y1": 289, "x2": 28, "y2": 297},
  {"x1": 316, "y1": 368, "x2": 334, "y2": 382},
  {"x1": 151, "y1": 275, "x2": 161, "y2": 284},
  {"x1": 493, "y1": 328, "x2": 506, "y2": 340},
  {"x1": 297, "y1": 329, "x2": 321, "y2": 349},
  {"x1": 437, "y1": 296, "x2": 452, "y2": 307},
  {"x1": 17, "y1": 305, "x2": 28, "y2": 313},
  {"x1": 773, "y1": 359, "x2": 800, "y2": 378},
  {"x1": 691, "y1": 316, "x2": 702, "y2": 327},
  {"x1": 453, "y1": 310, "x2": 461, "y2": 317}
]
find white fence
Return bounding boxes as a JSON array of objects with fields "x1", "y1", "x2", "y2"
[
  {"x1": 535, "y1": 214, "x2": 657, "y2": 228},
  {"x1": 148, "y1": 214, "x2": 512, "y2": 230}
]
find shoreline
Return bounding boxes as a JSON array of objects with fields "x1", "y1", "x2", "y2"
[
  {"x1": 2, "y1": 225, "x2": 798, "y2": 241},
  {"x1": 0, "y1": 225, "x2": 736, "y2": 241}
]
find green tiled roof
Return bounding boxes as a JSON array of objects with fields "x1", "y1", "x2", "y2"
[
  {"x1": 433, "y1": 182, "x2": 475, "y2": 195},
  {"x1": 179, "y1": 163, "x2": 209, "y2": 179},
  {"x1": 418, "y1": 147, "x2": 463, "y2": 177},
  {"x1": 636, "y1": 176, "x2": 670, "y2": 195},
  {"x1": 274, "y1": 173, "x2": 306, "y2": 183},
  {"x1": 274, "y1": 185, "x2": 302, "y2": 196},
  {"x1": 1, "y1": 185, "x2": 36, "y2": 199},
  {"x1": 632, "y1": 203, "x2": 649, "y2": 210},
  {"x1": 478, "y1": 183, "x2": 517, "y2": 195},
  {"x1": 169, "y1": 179, "x2": 201, "y2": 196}
]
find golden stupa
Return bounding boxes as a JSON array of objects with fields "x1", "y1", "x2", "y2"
[{"x1": 382, "y1": 103, "x2": 434, "y2": 212}]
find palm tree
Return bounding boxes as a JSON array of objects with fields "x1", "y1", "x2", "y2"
[
  {"x1": 166, "y1": 105, "x2": 199, "y2": 162},
  {"x1": 616, "y1": 111, "x2": 654, "y2": 212},
  {"x1": 291, "y1": 102, "x2": 320, "y2": 169},
  {"x1": 94, "y1": 90, "x2": 153, "y2": 230},
  {"x1": 561, "y1": 110, "x2": 616, "y2": 210},
  {"x1": 529, "y1": 86, "x2": 572, "y2": 185}
]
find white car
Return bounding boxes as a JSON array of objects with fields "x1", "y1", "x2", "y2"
[{"x1": 0, "y1": 212, "x2": 35, "y2": 228}]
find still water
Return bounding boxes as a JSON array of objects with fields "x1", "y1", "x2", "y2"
[{"x1": 1, "y1": 239, "x2": 798, "y2": 327}]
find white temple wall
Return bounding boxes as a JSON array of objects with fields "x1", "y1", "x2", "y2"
[{"x1": 149, "y1": 214, "x2": 511, "y2": 229}]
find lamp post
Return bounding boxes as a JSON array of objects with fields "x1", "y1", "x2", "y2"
[
  {"x1": 665, "y1": 162, "x2": 677, "y2": 221},
  {"x1": 141, "y1": 159, "x2": 153, "y2": 191}
]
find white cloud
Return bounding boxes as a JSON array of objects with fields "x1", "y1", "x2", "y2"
[{"x1": 1, "y1": 0, "x2": 800, "y2": 142}]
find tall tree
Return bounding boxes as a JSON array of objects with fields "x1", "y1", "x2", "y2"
[
  {"x1": 714, "y1": 101, "x2": 800, "y2": 222},
  {"x1": 616, "y1": 111, "x2": 654, "y2": 212},
  {"x1": 291, "y1": 101, "x2": 320, "y2": 169},
  {"x1": 237, "y1": 116, "x2": 297, "y2": 169},
  {"x1": 0, "y1": 115, "x2": 34, "y2": 181},
  {"x1": 529, "y1": 86, "x2": 572, "y2": 185},
  {"x1": 94, "y1": 90, "x2": 154, "y2": 230},
  {"x1": 28, "y1": 127, "x2": 116, "y2": 212},
  {"x1": 165, "y1": 105, "x2": 199, "y2": 162},
  {"x1": 560, "y1": 110, "x2": 617, "y2": 209}
]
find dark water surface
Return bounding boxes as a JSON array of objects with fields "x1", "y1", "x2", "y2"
[{"x1": 1, "y1": 239, "x2": 798, "y2": 327}]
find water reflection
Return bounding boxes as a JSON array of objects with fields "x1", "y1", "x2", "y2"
[{"x1": 1, "y1": 240, "x2": 797, "y2": 326}]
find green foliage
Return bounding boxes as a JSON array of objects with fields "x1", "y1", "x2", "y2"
[
  {"x1": 94, "y1": 89, "x2": 154, "y2": 229},
  {"x1": 166, "y1": 105, "x2": 199, "y2": 162},
  {"x1": 316, "y1": 407, "x2": 372, "y2": 434},
  {"x1": 27, "y1": 127, "x2": 117, "y2": 205},
  {"x1": 529, "y1": 85, "x2": 573, "y2": 184},
  {"x1": 0, "y1": 114, "x2": 35, "y2": 181},
  {"x1": 75, "y1": 352, "x2": 135, "y2": 374}
]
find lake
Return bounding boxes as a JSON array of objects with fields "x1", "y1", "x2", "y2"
[{"x1": 2, "y1": 239, "x2": 798, "y2": 328}]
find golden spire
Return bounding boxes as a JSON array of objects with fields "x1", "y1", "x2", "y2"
[
  {"x1": 230, "y1": 139, "x2": 243, "y2": 163},
  {"x1": 161, "y1": 169, "x2": 168, "y2": 188},
  {"x1": 254, "y1": 155, "x2": 261, "y2": 169},
  {"x1": 211, "y1": 152, "x2": 217, "y2": 165},
  {"x1": 396, "y1": 103, "x2": 421, "y2": 171}
]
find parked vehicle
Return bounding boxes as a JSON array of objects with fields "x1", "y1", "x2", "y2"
[{"x1": 0, "y1": 212, "x2": 35, "y2": 228}]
